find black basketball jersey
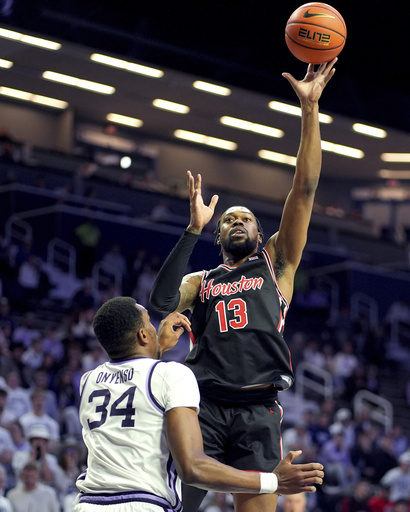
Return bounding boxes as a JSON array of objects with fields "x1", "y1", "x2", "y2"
[{"x1": 185, "y1": 249, "x2": 294, "y2": 403}]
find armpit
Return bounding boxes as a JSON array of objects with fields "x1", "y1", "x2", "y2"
[{"x1": 273, "y1": 250, "x2": 286, "y2": 279}]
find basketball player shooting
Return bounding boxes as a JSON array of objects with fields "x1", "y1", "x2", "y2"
[{"x1": 150, "y1": 58, "x2": 337, "y2": 512}]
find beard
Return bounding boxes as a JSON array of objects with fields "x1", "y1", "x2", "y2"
[{"x1": 223, "y1": 234, "x2": 258, "y2": 261}]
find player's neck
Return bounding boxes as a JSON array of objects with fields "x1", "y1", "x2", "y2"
[
  {"x1": 222, "y1": 254, "x2": 251, "y2": 267},
  {"x1": 222, "y1": 247, "x2": 258, "y2": 267}
]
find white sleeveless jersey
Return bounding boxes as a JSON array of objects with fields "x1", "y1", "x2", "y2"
[{"x1": 75, "y1": 357, "x2": 200, "y2": 510}]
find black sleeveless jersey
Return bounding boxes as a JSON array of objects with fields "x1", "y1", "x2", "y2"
[{"x1": 185, "y1": 249, "x2": 294, "y2": 403}]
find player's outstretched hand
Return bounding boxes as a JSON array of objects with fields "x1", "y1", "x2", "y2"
[
  {"x1": 186, "y1": 170, "x2": 219, "y2": 234},
  {"x1": 273, "y1": 450, "x2": 324, "y2": 495},
  {"x1": 158, "y1": 312, "x2": 191, "y2": 354},
  {"x1": 282, "y1": 57, "x2": 337, "y2": 105}
]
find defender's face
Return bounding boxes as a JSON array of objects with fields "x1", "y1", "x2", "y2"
[
  {"x1": 218, "y1": 207, "x2": 261, "y2": 256},
  {"x1": 137, "y1": 304, "x2": 160, "y2": 357}
]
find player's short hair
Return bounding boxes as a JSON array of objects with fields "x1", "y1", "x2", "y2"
[
  {"x1": 93, "y1": 297, "x2": 143, "y2": 359},
  {"x1": 213, "y1": 207, "x2": 264, "y2": 245}
]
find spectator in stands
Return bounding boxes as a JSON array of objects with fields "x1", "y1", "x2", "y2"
[
  {"x1": 0, "y1": 464, "x2": 13, "y2": 512},
  {"x1": 0, "y1": 422, "x2": 15, "y2": 469},
  {"x1": 0, "y1": 298, "x2": 15, "y2": 340},
  {"x1": 391, "y1": 499, "x2": 410, "y2": 512},
  {"x1": 17, "y1": 254, "x2": 43, "y2": 305},
  {"x1": 7, "y1": 461, "x2": 60, "y2": 512},
  {"x1": 331, "y1": 341, "x2": 360, "y2": 396},
  {"x1": 279, "y1": 492, "x2": 308, "y2": 512},
  {"x1": 0, "y1": 389, "x2": 16, "y2": 427},
  {"x1": 69, "y1": 278, "x2": 97, "y2": 315},
  {"x1": 12, "y1": 312, "x2": 41, "y2": 349},
  {"x1": 2, "y1": 341, "x2": 29, "y2": 388},
  {"x1": 56, "y1": 438, "x2": 85, "y2": 501},
  {"x1": 309, "y1": 410, "x2": 332, "y2": 450},
  {"x1": 380, "y1": 451, "x2": 410, "y2": 503},
  {"x1": 41, "y1": 328, "x2": 64, "y2": 364},
  {"x1": 12, "y1": 239, "x2": 34, "y2": 272},
  {"x1": 70, "y1": 308, "x2": 97, "y2": 348},
  {"x1": 340, "y1": 478, "x2": 372, "y2": 512},
  {"x1": 350, "y1": 430, "x2": 378, "y2": 484},
  {"x1": 73, "y1": 215, "x2": 101, "y2": 278},
  {"x1": 282, "y1": 420, "x2": 316, "y2": 464},
  {"x1": 19, "y1": 389, "x2": 60, "y2": 451},
  {"x1": 11, "y1": 424, "x2": 65, "y2": 493},
  {"x1": 21, "y1": 336, "x2": 45, "y2": 383},
  {"x1": 334, "y1": 408, "x2": 356, "y2": 450},
  {"x1": 3, "y1": 370, "x2": 31, "y2": 418},
  {"x1": 391, "y1": 424, "x2": 409, "y2": 460},
  {"x1": 101, "y1": 243, "x2": 128, "y2": 282},
  {"x1": 28, "y1": 370, "x2": 58, "y2": 421},
  {"x1": 384, "y1": 298, "x2": 410, "y2": 327},
  {"x1": 127, "y1": 246, "x2": 148, "y2": 296},
  {"x1": 132, "y1": 256, "x2": 162, "y2": 309},
  {"x1": 54, "y1": 366, "x2": 82, "y2": 441},
  {"x1": 97, "y1": 277, "x2": 121, "y2": 307},
  {"x1": 81, "y1": 339, "x2": 108, "y2": 372},
  {"x1": 319, "y1": 422, "x2": 357, "y2": 491},
  {"x1": 367, "y1": 484, "x2": 393, "y2": 512},
  {"x1": 370, "y1": 432, "x2": 401, "y2": 484},
  {"x1": 7, "y1": 421, "x2": 29, "y2": 453}
]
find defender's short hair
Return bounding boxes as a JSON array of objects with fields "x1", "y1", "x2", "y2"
[{"x1": 92, "y1": 297, "x2": 143, "y2": 359}]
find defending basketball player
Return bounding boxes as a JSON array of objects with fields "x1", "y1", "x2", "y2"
[
  {"x1": 72, "y1": 298, "x2": 324, "y2": 512},
  {"x1": 150, "y1": 59, "x2": 337, "y2": 512}
]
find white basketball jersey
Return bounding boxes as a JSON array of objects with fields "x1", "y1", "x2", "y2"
[{"x1": 75, "y1": 357, "x2": 200, "y2": 510}]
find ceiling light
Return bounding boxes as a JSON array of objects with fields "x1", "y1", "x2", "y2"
[
  {"x1": 120, "y1": 156, "x2": 132, "y2": 169},
  {"x1": 0, "y1": 59, "x2": 12, "y2": 69},
  {"x1": 193, "y1": 81, "x2": 231, "y2": 96},
  {"x1": 220, "y1": 116, "x2": 284, "y2": 138},
  {"x1": 106, "y1": 113, "x2": 143, "y2": 128},
  {"x1": 321, "y1": 141, "x2": 364, "y2": 159},
  {"x1": 174, "y1": 129, "x2": 237, "y2": 151},
  {"x1": 90, "y1": 53, "x2": 164, "y2": 78},
  {"x1": 0, "y1": 27, "x2": 61, "y2": 50},
  {"x1": 153, "y1": 99, "x2": 190, "y2": 114},
  {"x1": 353, "y1": 123, "x2": 387, "y2": 138},
  {"x1": 379, "y1": 170, "x2": 410, "y2": 179},
  {"x1": 42, "y1": 71, "x2": 115, "y2": 94},
  {"x1": 268, "y1": 100, "x2": 333, "y2": 124},
  {"x1": 381, "y1": 153, "x2": 410, "y2": 163},
  {"x1": 0, "y1": 86, "x2": 68, "y2": 109},
  {"x1": 258, "y1": 150, "x2": 297, "y2": 166}
]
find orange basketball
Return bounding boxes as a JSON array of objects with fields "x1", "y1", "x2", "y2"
[{"x1": 285, "y1": 3, "x2": 346, "y2": 64}]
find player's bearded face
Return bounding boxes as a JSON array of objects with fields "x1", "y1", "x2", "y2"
[{"x1": 223, "y1": 230, "x2": 259, "y2": 258}]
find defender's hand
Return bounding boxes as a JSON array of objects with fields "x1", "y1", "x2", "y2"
[
  {"x1": 274, "y1": 451, "x2": 324, "y2": 495},
  {"x1": 158, "y1": 312, "x2": 191, "y2": 354}
]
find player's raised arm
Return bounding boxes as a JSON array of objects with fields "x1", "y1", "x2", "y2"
[
  {"x1": 266, "y1": 59, "x2": 337, "y2": 302},
  {"x1": 149, "y1": 171, "x2": 218, "y2": 314}
]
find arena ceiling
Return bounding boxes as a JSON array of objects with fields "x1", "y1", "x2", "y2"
[{"x1": 1, "y1": 0, "x2": 409, "y2": 183}]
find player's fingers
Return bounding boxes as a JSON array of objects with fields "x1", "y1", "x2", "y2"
[
  {"x1": 282, "y1": 450, "x2": 302, "y2": 464},
  {"x1": 208, "y1": 194, "x2": 219, "y2": 211},
  {"x1": 173, "y1": 326, "x2": 185, "y2": 339},
  {"x1": 300, "y1": 470, "x2": 324, "y2": 485},
  {"x1": 301, "y1": 462, "x2": 324, "y2": 471},
  {"x1": 303, "y1": 485, "x2": 318, "y2": 493}
]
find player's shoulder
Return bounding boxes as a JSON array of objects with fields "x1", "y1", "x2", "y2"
[{"x1": 154, "y1": 360, "x2": 197, "y2": 382}]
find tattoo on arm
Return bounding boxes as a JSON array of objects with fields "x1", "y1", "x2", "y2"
[{"x1": 179, "y1": 274, "x2": 201, "y2": 312}]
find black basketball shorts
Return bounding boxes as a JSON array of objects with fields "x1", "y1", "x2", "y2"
[{"x1": 198, "y1": 396, "x2": 283, "y2": 472}]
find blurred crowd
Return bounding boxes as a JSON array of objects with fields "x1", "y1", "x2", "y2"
[{"x1": 0, "y1": 207, "x2": 410, "y2": 511}]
